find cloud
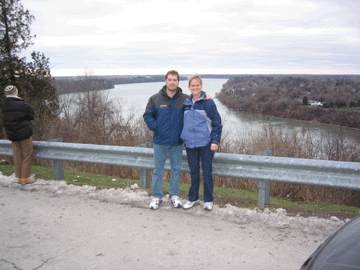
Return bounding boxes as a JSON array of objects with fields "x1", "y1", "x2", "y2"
[{"x1": 21, "y1": 0, "x2": 360, "y2": 76}]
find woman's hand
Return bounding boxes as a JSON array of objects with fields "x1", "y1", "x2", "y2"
[{"x1": 210, "y1": 143, "x2": 218, "y2": 151}]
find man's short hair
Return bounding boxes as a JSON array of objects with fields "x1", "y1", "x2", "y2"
[{"x1": 165, "y1": 70, "x2": 179, "y2": 81}]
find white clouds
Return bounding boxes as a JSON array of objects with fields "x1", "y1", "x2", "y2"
[
  {"x1": 36, "y1": 32, "x2": 198, "y2": 47},
  {"x1": 20, "y1": 0, "x2": 360, "y2": 76},
  {"x1": 175, "y1": 47, "x2": 190, "y2": 53}
]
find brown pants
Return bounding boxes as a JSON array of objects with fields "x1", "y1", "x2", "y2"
[{"x1": 11, "y1": 137, "x2": 33, "y2": 178}]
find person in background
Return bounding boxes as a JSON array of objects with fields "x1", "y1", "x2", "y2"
[
  {"x1": 143, "y1": 70, "x2": 187, "y2": 210},
  {"x1": 180, "y1": 75, "x2": 222, "y2": 211},
  {"x1": 2, "y1": 85, "x2": 36, "y2": 185}
]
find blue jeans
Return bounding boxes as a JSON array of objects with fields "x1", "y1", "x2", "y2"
[
  {"x1": 186, "y1": 144, "x2": 215, "y2": 202},
  {"x1": 152, "y1": 144, "x2": 183, "y2": 199}
]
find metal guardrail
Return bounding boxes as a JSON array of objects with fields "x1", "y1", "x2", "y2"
[{"x1": 1, "y1": 139, "x2": 360, "y2": 208}]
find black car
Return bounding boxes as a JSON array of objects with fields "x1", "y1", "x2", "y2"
[{"x1": 301, "y1": 214, "x2": 360, "y2": 270}]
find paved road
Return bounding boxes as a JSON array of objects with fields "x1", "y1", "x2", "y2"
[{"x1": 0, "y1": 177, "x2": 345, "y2": 270}]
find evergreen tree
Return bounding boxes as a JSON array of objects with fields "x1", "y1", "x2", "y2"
[
  {"x1": 0, "y1": 0, "x2": 59, "y2": 140},
  {"x1": 302, "y1": 96, "x2": 308, "y2": 105},
  {"x1": 18, "y1": 51, "x2": 59, "y2": 139},
  {"x1": 0, "y1": 0, "x2": 35, "y2": 85}
]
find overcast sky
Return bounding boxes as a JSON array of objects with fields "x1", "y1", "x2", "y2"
[{"x1": 21, "y1": 0, "x2": 359, "y2": 77}]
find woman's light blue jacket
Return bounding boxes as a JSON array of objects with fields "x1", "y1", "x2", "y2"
[{"x1": 180, "y1": 91, "x2": 222, "y2": 149}]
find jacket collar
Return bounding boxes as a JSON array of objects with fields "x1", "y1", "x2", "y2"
[
  {"x1": 6, "y1": 95, "x2": 21, "y2": 99},
  {"x1": 184, "y1": 91, "x2": 206, "y2": 105},
  {"x1": 160, "y1": 85, "x2": 183, "y2": 99}
]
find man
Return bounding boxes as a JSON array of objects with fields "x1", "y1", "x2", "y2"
[
  {"x1": 2, "y1": 85, "x2": 36, "y2": 185},
  {"x1": 143, "y1": 70, "x2": 187, "y2": 210}
]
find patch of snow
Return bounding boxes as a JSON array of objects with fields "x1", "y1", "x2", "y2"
[
  {"x1": 0, "y1": 172, "x2": 348, "y2": 236},
  {"x1": 131, "y1": 183, "x2": 139, "y2": 189}
]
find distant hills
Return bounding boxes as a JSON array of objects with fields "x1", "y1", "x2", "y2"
[
  {"x1": 53, "y1": 74, "x2": 238, "y2": 94},
  {"x1": 217, "y1": 74, "x2": 360, "y2": 129},
  {"x1": 53, "y1": 73, "x2": 360, "y2": 97}
]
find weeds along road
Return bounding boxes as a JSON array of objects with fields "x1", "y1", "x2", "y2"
[{"x1": 0, "y1": 174, "x2": 346, "y2": 270}]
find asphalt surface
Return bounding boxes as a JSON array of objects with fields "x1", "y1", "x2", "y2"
[{"x1": 0, "y1": 180, "x2": 342, "y2": 270}]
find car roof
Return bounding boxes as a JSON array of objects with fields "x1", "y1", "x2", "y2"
[{"x1": 302, "y1": 214, "x2": 360, "y2": 269}]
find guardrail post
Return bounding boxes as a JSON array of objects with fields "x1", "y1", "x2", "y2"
[
  {"x1": 49, "y1": 138, "x2": 64, "y2": 180},
  {"x1": 257, "y1": 150, "x2": 272, "y2": 208},
  {"x1": 139, "y1": 143, "x2": 152, "y2": 189}
]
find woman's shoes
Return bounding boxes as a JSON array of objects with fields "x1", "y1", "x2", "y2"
[
  {"x1": 182, "y1": 200, "x2": 213, "y2": 211},
  {"x1": 182, "y1": 200, "x2": 200, "y2": 209},
  {"x1": 203, "y1": 202, "x2": 213, "y2": 211}
]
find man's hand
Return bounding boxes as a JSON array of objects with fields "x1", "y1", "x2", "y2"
[{"x1": 205, "y1": 94, "x2": 213, "y2": 100}]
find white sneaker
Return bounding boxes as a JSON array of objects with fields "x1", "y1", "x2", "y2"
[
  {"x1": 149, "y1": 198, "x2": 162, "y2": 210},
  {"x1": 204, "y1": 202, "x2": 213, "y2": 211},
  {"x1": 182, "y1": 200, "x2": 200, "y2": 210},
  {"x1": 170, "y1": 196, "x2": 182, "y2": 208}
]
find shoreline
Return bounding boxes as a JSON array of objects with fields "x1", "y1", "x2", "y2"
[{"x1": 220, "y1": 101, "x2": 360, "y2": 132}]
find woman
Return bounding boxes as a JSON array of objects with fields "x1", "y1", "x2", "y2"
[
  {"x1": 180, "y1": 75, "x2": 222, "y2": 211},
  {"x1": 2, "y1": 85, "x2": 36, "y2": 185}
]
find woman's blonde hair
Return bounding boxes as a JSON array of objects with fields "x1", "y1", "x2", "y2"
[{"x1": 188, "y1": 74, "x2": 202, "y2": 87}]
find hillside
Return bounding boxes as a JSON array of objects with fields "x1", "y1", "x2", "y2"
[{"x1": 217, "y1": 75, "x2": 360, "y2": 129}]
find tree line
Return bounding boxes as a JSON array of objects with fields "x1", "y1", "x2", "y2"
[
  {"x1": 53, "y1": 77, "x2": 114, "y2": 95},
  {"x1": 53, "y1": 75, "x2": 188, "y2": 95},
  {"x1": 217, "y1": 75, "x2": 360, "y2": 129}
]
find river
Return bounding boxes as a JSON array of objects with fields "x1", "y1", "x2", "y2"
[
  {"x1": 98, "y1": 79, "x2": 360, "y2": 142},
  {"x1": 60, "y1": 78, "x2": 360, "y2": 148}
]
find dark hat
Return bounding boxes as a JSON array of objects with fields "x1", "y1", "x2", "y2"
[{"x1": 4, "y1": 85, "x2": 18, "y2": 96}]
